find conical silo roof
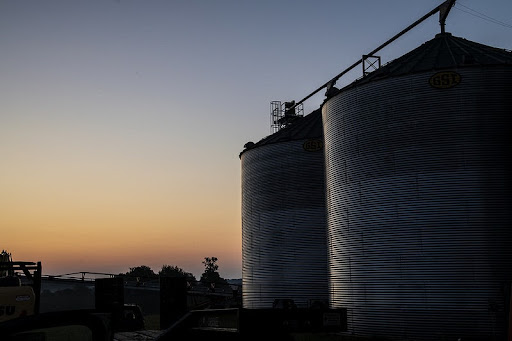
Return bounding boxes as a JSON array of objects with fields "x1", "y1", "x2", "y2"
[
  {"x1": 240, "y1": 108, "x2": 322, "y2": 157},
  {"x1": 343, "y1": 32, "x2": 512, "y2": 90}
]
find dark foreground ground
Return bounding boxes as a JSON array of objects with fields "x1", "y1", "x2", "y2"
[{"x1": 39, "y1": 280, "x2": 381, "y2": 341}]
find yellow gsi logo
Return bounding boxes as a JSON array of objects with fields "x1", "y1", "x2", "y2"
[
  {"x1": 303, "y1": 139, "x2": 323, "y2": 152},
  {"x1": 429, "y1": 71, "x2": 461, "y2": 89}
]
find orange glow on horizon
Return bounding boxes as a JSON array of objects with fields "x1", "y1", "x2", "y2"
[{"x1": 1, "y1": 155, "x2": 243, "y2": 278}]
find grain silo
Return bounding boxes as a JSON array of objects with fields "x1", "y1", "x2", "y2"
[
  {"x1": 240, "y1": 108, "x2": 328, "y2": 309},
  {"x1": 322, "y1": 32, "x2": 512, "y2": 340}
]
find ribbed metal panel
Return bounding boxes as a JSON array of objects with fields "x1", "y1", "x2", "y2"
[
  {"x1": 241, "y1": 139, "x2": 328, "y2": 309},
  {"x1": 323, "y1": 66, "x2": 512, "y2": 340}
]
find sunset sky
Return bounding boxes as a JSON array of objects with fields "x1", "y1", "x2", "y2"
[{"x1": 1, "y1": 0, "x2": 511, "y2": 279}]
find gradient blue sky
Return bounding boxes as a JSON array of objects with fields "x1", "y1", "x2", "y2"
[{"x1": 1, "y1": 0, "x2": 511, "y2": 279}]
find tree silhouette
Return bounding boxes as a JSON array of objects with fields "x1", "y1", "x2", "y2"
[
  {"x1": 123, "y1": 265, "x2": 157, "y2": 279},
  {"x1": 202, "y1": 257, "x2": 218, "y2": 273},
  {"x1": 200, "y1": 257, "x2": 227, "y2": 286},
  {"x1": 159, "y1": 264, "x2": 196, "y2": 281}
]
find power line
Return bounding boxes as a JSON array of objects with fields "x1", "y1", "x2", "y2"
[
  {"x1": 456, "y1": 3, "x2": 511, "y2": 25},
  {"x1": 454, "y1": 3, "x2": 512, "y2": 29}
]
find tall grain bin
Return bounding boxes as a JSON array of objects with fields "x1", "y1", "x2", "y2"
[
  {"x1": 241, "y1": 109, "x2": 328, "y2": 309},
  {"x1": 323, "y1": 33, "x2": 512, "y2": 340}
]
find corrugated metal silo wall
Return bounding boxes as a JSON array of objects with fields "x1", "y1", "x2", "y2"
[
  {"x1": 241, "y1": 139, "x2": 329, "y2": 309},
  {"x1": 323, "y1": 66, "x2": 512, "y2": 340}
]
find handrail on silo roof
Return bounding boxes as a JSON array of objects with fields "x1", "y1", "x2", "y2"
[{"x1": 288, "y1": 0, "x2": 457, "y2": 112}]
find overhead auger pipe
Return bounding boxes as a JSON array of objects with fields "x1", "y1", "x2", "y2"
[{"x1": 288, "y1": 0, "x2": 457, "y2": 113}]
